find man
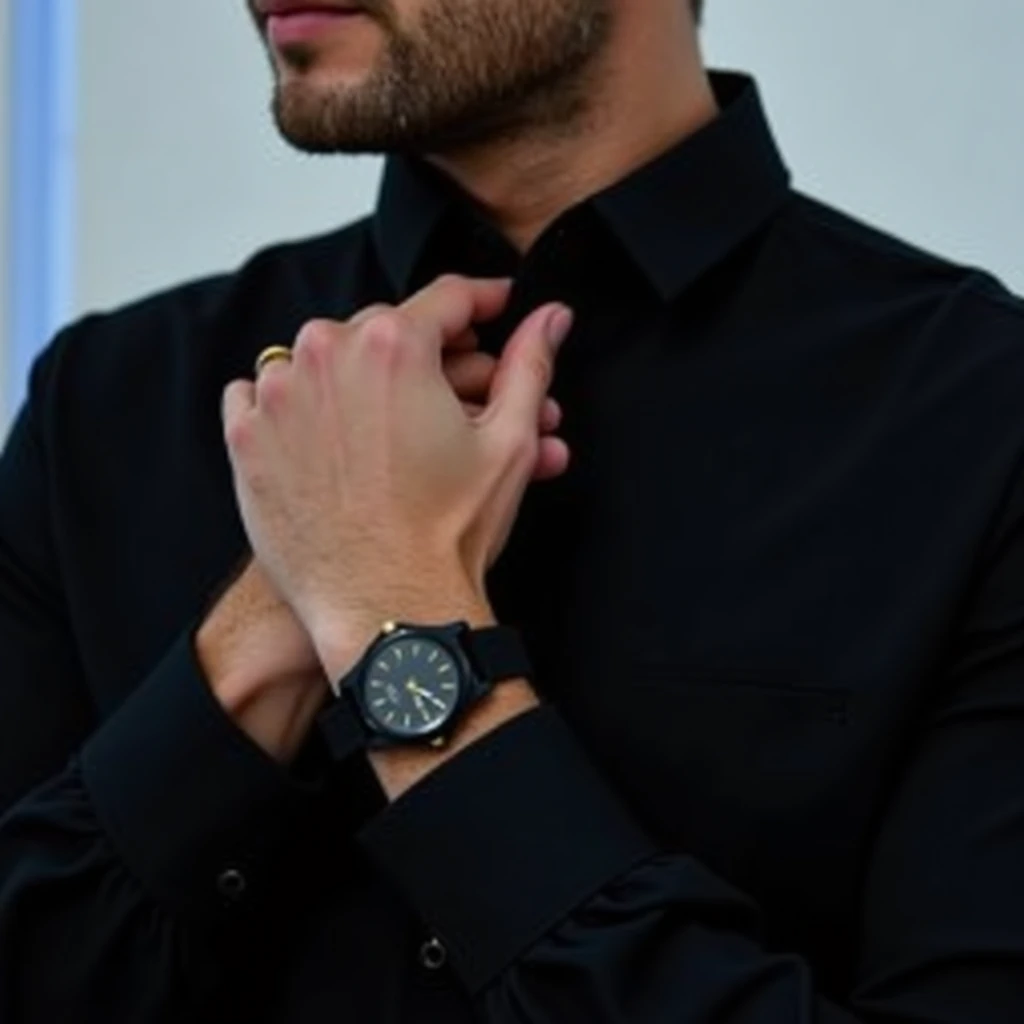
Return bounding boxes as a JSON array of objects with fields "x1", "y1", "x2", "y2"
[{"x1": 1, "y1": 0, "x2": 1024, "y2": 1019}]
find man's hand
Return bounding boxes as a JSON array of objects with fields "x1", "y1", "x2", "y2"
[
  {"x1": 222, "y1": 275, "x2": 571, "y2": 667},
  {"x1": 221, "y1": 275, "x2": 572, "y2": 786},
  {"x1": 204, "y1": 278, "x2": 569, "y2": 763}
]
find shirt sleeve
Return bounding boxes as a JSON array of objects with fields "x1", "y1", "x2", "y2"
[
  {"x1": 0, "y1": 346, "x2": 318, "y2": 1023},
  {"x1": 359, "y1": 483, "x2": 1024, "y2": 1022}
]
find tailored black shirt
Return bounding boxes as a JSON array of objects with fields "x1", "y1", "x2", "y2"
[{"x1": 3, "y1": 72, "x2": 1024, "y2": 1022}]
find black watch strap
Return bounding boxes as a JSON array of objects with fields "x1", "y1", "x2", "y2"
[
  {"x1": 462, "y1": 624, "x2": 534, "y2": 683},
  {"x1": 319, "y1": 694, "x2": 367, "y2": 763}
]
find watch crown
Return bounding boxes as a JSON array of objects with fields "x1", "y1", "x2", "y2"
[{"x1": 382, "y1": 621, "x2": 398, "y2": 634}]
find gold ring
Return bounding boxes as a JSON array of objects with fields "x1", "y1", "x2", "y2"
[{"x1": 254, "y1": 345, "x2": 293, "y2": 376}]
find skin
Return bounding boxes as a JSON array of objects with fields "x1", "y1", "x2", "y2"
[{"x1": 201, "y1": 0, "x2": 716, "y2": 798}]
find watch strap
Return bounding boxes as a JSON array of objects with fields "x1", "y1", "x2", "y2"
[
  {"x1": 318, "y1": 691, "x2": 367, "y2": 763},
  {"x1": 462, "y1": 624, "x2": 533, "y2": 684}
]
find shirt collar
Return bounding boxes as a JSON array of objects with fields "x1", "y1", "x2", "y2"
[{"x1": 372, "y1": 72, "x2": 791, "y2": 301}]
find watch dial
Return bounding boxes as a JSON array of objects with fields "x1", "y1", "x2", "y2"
[{"x1": 362, "y1": 636, "x2": 462, "y2": 738}]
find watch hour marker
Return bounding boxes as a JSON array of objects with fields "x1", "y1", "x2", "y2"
[
  {"x1": 403, "y1": 713, "x2": 411, "y2": 729},
  {"x1": 438, "y1": 663, "x2": 452, "y2": 673},
  {"x1": 372, "y1": 698, "x2": 387, "y2": 708},
  {"x1": 370, "y1": 679, "x2": 385, "y2": 688},
  {"x1": 412, "y1": 643, "x2": 421, "y2": 657},
  {"x1": 395, "y1": 648, "x2": 403, "y2": 662},
  {"x1": 428, "y1": 650, "x2": 438, "y2": 663},
  {"x1": 440, "y1": 682, "x2": 457, "y2": 691},
  {"x1": 377, "y1": 661, "x2": 390, "y2": 672},
  {"x1": 384, "y1": 710, "x2": 396, "y2": 724}
]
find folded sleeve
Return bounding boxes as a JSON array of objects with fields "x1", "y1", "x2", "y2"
[
  {"x1": 360, "y1": 707, "x2": 658, "y2": 988},
  {"x1": 81, "y1": 625, "x2": 320, "y2": 923},
  {"x1": 0, "y1": 630, "x2": 321, "y2": 1022}
]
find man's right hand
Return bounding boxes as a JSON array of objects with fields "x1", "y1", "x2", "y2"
[{"x1": 197, "y1": 304, "x2": 564, "y2": 763}]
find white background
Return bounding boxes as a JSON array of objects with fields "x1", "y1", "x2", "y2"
[{"x1": 4, "y1": 0, "x2": 1024, "y2": 426}]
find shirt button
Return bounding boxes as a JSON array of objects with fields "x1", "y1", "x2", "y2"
[
  {"x1": 419, "y1": 936, "x2": 448, "y2": 971},
  {"x1": 216, "y1": 868, "x2": 248, "y2": 902}
]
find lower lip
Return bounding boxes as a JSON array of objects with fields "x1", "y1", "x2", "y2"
[{"x1": 267, "y1": 10, "x2": 365, "y2": 46}]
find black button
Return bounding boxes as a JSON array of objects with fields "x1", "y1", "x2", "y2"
[
  {"x1": 216, "y1": 868, "x2": 248, "y2": 902},
  {"x1": 419, "y1": 937, "x2": 448, "y2": 971}
]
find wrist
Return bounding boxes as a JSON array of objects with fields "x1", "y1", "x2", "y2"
[
  {"x1": 196, "y1": 621, "x2": 327, "y2": 763},
  {"x1": 213, "y1": 668, "x2": 328, "y2": 763},
  {"x1": 370, "y1": 677, "x2": 539, "y2": 801},
  {"x1": 308, "y1": 585, "x2": 497, "y2": 687}
]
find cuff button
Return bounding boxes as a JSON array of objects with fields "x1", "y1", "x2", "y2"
[
  {"x1": 419, "y1": 937, "x2": 448, "y2": 971},
  {"x1": 216, "y1": 868, "x2": 248, "y2": 902}
]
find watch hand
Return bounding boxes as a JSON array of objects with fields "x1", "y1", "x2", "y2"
[
  {"x1": 411, "y1": 691, "x2": 432, "y2": 722},
  {"x1": 405, "y1": 678, "x2": 449, "y2": 711},
  {"x1": 417, "y1": 687, "x2": 448, "y2": 711}
]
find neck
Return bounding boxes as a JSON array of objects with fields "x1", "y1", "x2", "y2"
[{"x1": 426, "y1": 7, "x2": 717, "y2": 254}]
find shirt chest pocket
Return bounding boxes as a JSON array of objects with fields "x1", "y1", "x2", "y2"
[{"x1": 573, "y1": 667, "x2": 858, "y2": 881}]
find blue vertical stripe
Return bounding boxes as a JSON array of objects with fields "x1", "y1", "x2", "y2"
[{"x1": 6, "y1": 0, "x2": 78, "y2": 416}]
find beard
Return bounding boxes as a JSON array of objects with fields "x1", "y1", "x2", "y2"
[{"x1": 265, "y1": 0, "x2": 612, "y2": 155}]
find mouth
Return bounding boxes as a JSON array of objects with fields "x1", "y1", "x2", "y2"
[{"x1": 257, "y1": 2, "x2": 370, "y2": 46}]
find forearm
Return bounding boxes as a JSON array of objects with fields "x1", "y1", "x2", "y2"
[
  {"x1": 200, "y1": 643, "x2": 327, "y2": 764},
  {"x1": 194, "y1": 557, "x2": 329, "y2": 763}
]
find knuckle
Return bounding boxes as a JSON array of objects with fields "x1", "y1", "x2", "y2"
[
  {"x1": 435, "y1": 272, "x2": 469, "y2": 294},
  {"x1": 357, "y1": 310, "x2": 410, "y2": 361},
  {"x1": 224, "y1": 413, "x2": 254, "y2": 455},
  {"x1": 524, "y1": 351, "x2": 553, "y2": 389},
  {"x1": 349, "y1": 302, "x2": 393, "y2": 327},
  {"x1": 256, "y1": 370, "x2": 290, "y2": 412},
  {"x1": 436, "y1": 273, "x2": 475, "y2": 317},
  {"x1": 293, "y1": 318, "x2": 340, "y2": 364}
]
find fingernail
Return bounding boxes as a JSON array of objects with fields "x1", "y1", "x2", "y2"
[{"x1": 546, "y1": 308, "x2": 574, "y2": 350}]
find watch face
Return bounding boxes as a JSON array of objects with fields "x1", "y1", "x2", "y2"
[{"x1": 362, "y1": 635, "x2": 463, "y2": 738}]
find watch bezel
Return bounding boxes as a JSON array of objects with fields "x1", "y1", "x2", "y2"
[{"x1": 344, "y1": 621, "x2": 478, "y2": 748}]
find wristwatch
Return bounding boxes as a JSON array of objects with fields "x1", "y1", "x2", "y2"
[{"x1": 318, "y1": 619, "x2": 533, "y2": 760}]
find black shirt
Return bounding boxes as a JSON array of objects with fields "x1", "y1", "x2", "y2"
[{"x1": 2, "y1": 72, "x2": 1024, "y2": 1022}]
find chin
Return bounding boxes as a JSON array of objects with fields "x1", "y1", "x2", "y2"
[
  {"x1": 277, "y1": 60, "x2": 376, "y2": 98},
  {"x1": 269, "y1": 23, "x2": 382, "y2": 79}
]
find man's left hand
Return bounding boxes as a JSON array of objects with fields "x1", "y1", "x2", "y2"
[{"x1": 222, "y1": 275, "x2": 573, "y2": 689}]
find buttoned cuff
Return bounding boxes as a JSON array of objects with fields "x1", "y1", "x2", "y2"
[
  {"x1": 359, "y1": 706, "x2": 657, "y2": 993},
  {"x1": 81, "y1": 624, "x2": 320, "y2": 922}
]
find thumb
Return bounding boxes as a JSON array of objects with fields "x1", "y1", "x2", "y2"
[{"x1": 487, "y1": 304, "x2": 573, "y2": 431}]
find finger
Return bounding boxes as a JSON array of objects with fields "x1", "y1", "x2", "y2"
[
  {"x1": 401, "y1": 275, "x2": 513, "y2": 352},
  {"x1": 446, "y1": 327, "x2": 480, "y2": 354},
  {"x1": 347, "y1": 303, "x2": 395, "y2": 329},
  {"x1": 222, "y1": 379, "x2": 257, "y2": 447},
  {"x1": 485, "y1": 304, "x2": 573, "y2": 432},
  {"x1": 533, "y1": 436, "x2": 571, "y2": 481},
  {"x1": 462, "y1": 397, "x2": 560, "y2": 432},
  {"x1": 253, "y1": 354, "x2": 294, "y2": 411},
  {"x1": 443, "y1": 350, "x2": 498, "y2": 400},
  {"x1": 350, "y1": 308, "x2": 480, "y2": 358},
  {"x1": 540, "y1": 397, "x2": 562, "y2": 434}
]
